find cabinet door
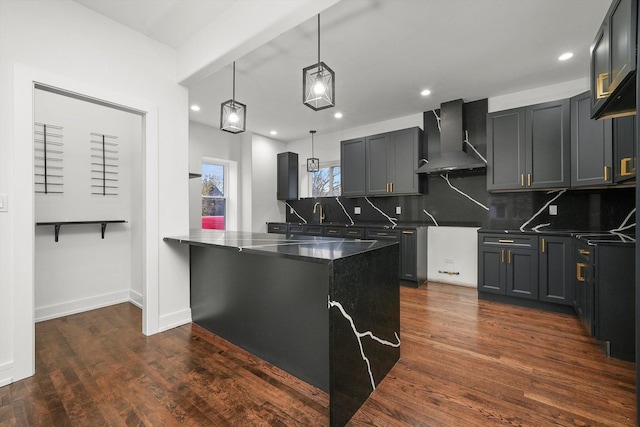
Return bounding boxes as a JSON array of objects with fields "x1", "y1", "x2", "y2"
[
  {"x1": 526, "y1": 99, "x2": 571, "y2": 189},
  {"x1": 366, "y1": 133, "x2": 391, "y2": 195},
  {"x1": 340, "y1": 138, "x2": 366, "y2": 196},
  {"x1": 390, "y1": 128, "x2": 421, "y2": 194},
  {"x1": 505, "y1": 248, "x2": 538, "y2": 300},
  {"x1": 613, "y1": 115, "x2": 636, "y2": 182},
  {"x1": 400, "y1": 230, "x2": 417, "y2": 281},
  {"x1": 538, "y1": 236, "x2": 573, "y2": 305},
  {"x1": 478, "y1": 246, "x2": 506, "y2": 294},
  {"x1": 609, "y1": 0, "x2": 636, "y2": 93},
  {"x1": 487, "y1": 108, "x2": 526, "y2": 191},
  {"x1": 575, "y1": 242, "x2": 595, "y2": 336},
  {"x1": 277, "y1": 152, "x2": 298, "y2": 200},
  {"x1": 571, "y1": 91, "x2": 613, "y2": 187},
  {"x1": 591, "y1": 21, "x2": 610, "y2": 116}
]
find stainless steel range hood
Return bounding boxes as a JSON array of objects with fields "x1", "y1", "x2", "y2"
[{"x1": 416, "y1": 99, "x2": 486, "y2": 174}]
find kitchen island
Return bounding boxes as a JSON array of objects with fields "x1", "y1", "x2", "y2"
[{"x1": 164, "y1": 230, "x2": 400, "y2": 427}]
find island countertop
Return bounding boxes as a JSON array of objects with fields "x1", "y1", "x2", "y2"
[{"x1": 164, "y1": 229, "x2": 397, "y2": 263}]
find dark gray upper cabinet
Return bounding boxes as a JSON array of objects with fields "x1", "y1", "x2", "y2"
[
  {"x1": 366, "y1": 127, "x2": 425, "y2": 196},
  {"x1": 365, "y1": 133, "x2": 390, "y2": 195},
  {"x1": 276, "y1": 152, "x2": 298, "y2": 200},
  {"x1": 343, "y1": 127, "x2": 425, "y2": 197},
  {"x1": 590, "y1": 0, "x2": 637, "y2": 119},
  {"x1": 613, "y1": 115, "x2": 636, "y2": 182},
  {"x1": 571, "y1": 91, "x2": 613, "y2": 187},
  {"x1": 487, "y1": 99, "x2": 570, "y2": 191},
  {"x1": 486, "y1": 108, "x2": 526, "y2": 191},
  {"x1": 526, "y1": 99, "x2": 571, "y2": 189},
  {"x1": 340, "y1": 137, "x2": 366, "y2": 196}
]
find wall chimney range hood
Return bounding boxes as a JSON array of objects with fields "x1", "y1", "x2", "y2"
[{"x1": 416, "y1": 99, "x2": 486, "y2": 174}]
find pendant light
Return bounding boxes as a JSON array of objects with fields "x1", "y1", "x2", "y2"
[
  {"x1": 307, "y1": 130, "x2": 319, "y2": 172},
  {"x1": 220, "y1": 61, "x2": 246, "y2": 133},
  {"x1": 303, "y1": 14, "x2": 335, "y2": 111}
]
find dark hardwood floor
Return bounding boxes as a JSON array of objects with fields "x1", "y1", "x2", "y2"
[{"x1": 0, "y1": 282, "x2": 635, "y2": 426}]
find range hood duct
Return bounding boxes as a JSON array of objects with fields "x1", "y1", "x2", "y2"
[{"x1": 416, "y1": 99, "x2": 486, "y2": 174}]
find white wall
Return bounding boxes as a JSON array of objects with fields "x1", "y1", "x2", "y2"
[
  {"x1": 188, "y1": 121, "x2": 242, "y2": 230},
  {"x1": 251, "y1": 134, "x2": 288, "y2": 232},
  {"x1": 0, "y1": 0, "x2": 189, "y2": 385},
  {"x1": 427, "y1": 227, "x2": 480, "y2": 287},
  {"x1": 33, "y1": 89, "x2": 143, "y2": 321}
]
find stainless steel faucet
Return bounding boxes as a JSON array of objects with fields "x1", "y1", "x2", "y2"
[{"x1": 313, "y1": 202, "x2": 325, "y2": 224}]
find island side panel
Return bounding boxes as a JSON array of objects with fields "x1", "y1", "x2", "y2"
[
  {"x1": 190, "y1": 245, "x2": 330, "y2": 392},
  {"x1": 328, "y1": 244, "x2": 401, "y2": 427}
]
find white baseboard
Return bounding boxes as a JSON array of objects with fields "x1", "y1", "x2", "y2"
[
  {"x1": 159, "y1": 308, "x2": 192, "y2": 332},
  {"x1": 0, "y1": 361, "x2": 13, "y2": 387},
  {"x1": 129, "y1": 290, "x2": 143, "y2": 309},
  {"x1": 35, "y1": 290, "x2": 130, "y2": 322}
]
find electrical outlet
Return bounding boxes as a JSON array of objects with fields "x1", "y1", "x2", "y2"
[
  {"x1": 395, "y1": 206, "x2": 402, "y2": 215},
  {"x1": 354, "y1": 207, "x2": 361, "y2": 215},
  {"x1": 549, "y1": 205, "x2": 558, "y2": 216}
]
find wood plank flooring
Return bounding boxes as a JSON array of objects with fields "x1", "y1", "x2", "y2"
[{"x1": 0, "y1": 282, "x2": 635, "y2": 426}]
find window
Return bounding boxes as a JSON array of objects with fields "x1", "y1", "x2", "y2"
[
  {"x1": 311, "y1": 163, "x2": 341, "y2": 197},
  {"x1": 201, "y1": 162, "x2": 226, "y2": 229}
]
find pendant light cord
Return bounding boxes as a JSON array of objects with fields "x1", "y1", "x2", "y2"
[
  {"x1": 317, "y1": 14, "x2": 321, "y2": 68},
  {"x1": 232, "y1": 61, "x2": 236, "y2": 102}
]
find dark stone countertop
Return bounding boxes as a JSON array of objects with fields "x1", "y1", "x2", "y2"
[
  {"x1": 478, "y1": 228, "x2": 635, "y2": 246},
  {"x1": 164, "y1": 229, "x2": 398, "y2": 263}
]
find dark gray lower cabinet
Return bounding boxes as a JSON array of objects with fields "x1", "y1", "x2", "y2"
[
  {"x1": 539, "y1": 236, "x2": 573, "y2": 304},
  {"x1": 478, "y1": 233, "x2": 538, "y2": 300},
  {"x1": 574, "y1": 240, "x2": 635, "y2": 361}
]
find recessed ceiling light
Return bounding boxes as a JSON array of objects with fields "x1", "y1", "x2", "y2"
[
  {"x1": 270, "y1": 130, "x2": 278, "y2": 136},
  {"x1": 334, "y1": 112, "x2": 343, "y2": 119},
  {"x1": 558, "y1": 52, "x2": 573, "y2": 61},
  {"x1": 190, "y1": 105, "x2": 201, "y2": 111},
  {"x1": 421, "y1": 89, "x2": 431, "y2": 96}
]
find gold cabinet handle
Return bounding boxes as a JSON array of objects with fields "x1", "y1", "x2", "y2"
[
  {"x1": 604, "y1": 165, "x2": 610, "y2": 182},
  {"x1": 527, "y1": 173, "x2": 531, "y2": 187},
  {"x1": 576, "y1": 263, "x2": 587, "y2": 282},
  {"x1": 520, "y1": 174, "x2": 524, "y2": 187},
  {"x1": 501, "y1": 249, "x2": 505, "y2": 263},
  {"x1": 328, "y1": 230, "x2": 338, "y2": 234},
  {"x1": 621, "y1": 157, "x2": 635, "y2": 176},
  {"x1": 596, "y1": 72, "x2": 610, "y2": 99},
  {"x1": 347, "y1": 231, "x2": 359, "y2": 235},
  {"x1": 498, "y1": 239, "x2": 514, "y2": 243},
  {"x1": 579, "y1": 249, "x2": 590, "y2": 255},
  {"x1": 508, "y1": 250, "x2": 512, "y2": 264},
  {"x1": 402, "y1": 230, "x2": 414, "y2": 235},
  {"x1": 541, "y1": 238, "x2": 545, "y2": 253}
]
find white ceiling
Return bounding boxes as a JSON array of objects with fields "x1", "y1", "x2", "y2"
[{"x1": 75, "y1": 0, "x2": 612, "y2": 142}]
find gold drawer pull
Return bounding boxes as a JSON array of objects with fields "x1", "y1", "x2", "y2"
[
  {"x1": 498, "y1": 239, "x2": 514, "y2": 243},
  {"x1": 347, "y1": 231, "x2": 359, "y2": 235},
  {"x1": 501, "y1": 249, "x2": 505, "y2": 263},
  {"x1": 402, "y1": 230, "x2": 414, "y2": 235},
  {"x1": 328, "y1": 230, "x2": 338, "y2": 234},
  {"x1": 604, "y1": 165, "x2": 610, "y2": 182},
  {"x1": 576, "y1": 263, "x2": 587, "y2": 282},
  {"x1": 578, "y1": 249, "x2": 590, "y2": 256},
  {"x1": 621, "y1": 157, "x2": 634, "y2": 176},
  {"x1": 596, "y1": 72, "x2": 610, "y2": 99}
]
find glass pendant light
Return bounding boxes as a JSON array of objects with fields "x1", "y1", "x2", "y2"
[
  {"x1": 307, "y1": 130, "x2": 319, "y2": 172},
  {"x1": 303, "y1": 14, "x2": 335, "y2": 111},
  {"x1": 220, "y1": 61, "x2": 246, "y2": 133}
]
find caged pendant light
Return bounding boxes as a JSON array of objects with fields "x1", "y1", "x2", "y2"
[
  {"x1": 303, "y1": 14, "x2": 335, "y2": 111},
  {"x1": 220, "y1": 61, "x2": 246, "y2": 133},
  {"x1": 307, "y1": 130, "x2": 319, "y2": 172}
]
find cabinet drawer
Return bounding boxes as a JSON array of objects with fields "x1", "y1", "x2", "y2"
[
  {"x1": 344, "y1": 228, "x2": 364, "y2": 239},
  {"x1": 267, "y1": 223, "x2": 288, "y2": 234},
  {"x1": 323, "y1": 226, "x2": 345, "y2": 237},
  {"x1": 365, "y1": 228, "x2": 400, "y2": 240},
  {"x1": 288, "y1": 224, "x2": 304, "y2": 234},
  {"x1": 303, "y1": 225, "x2": 323, "y2": 235},
  {"x1": 479, "y1": 234, "x2": 538, "y2": 249}
]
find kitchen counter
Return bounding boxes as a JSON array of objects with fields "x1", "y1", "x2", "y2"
[
  {"x1": 165, "y1": 230, "x2": 400, "y2": 427},
  {"x1": 478, "y1": 228, "x2": 635, "y2": 246}
]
